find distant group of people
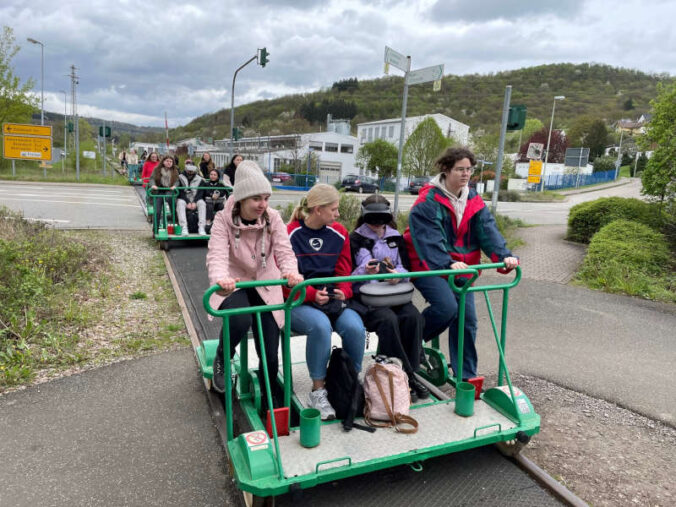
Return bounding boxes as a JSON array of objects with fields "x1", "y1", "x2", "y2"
[
  {"x1": 138, "y1": 152, "x2": 244, "y2": 235},
  {"x1": 205, "y1": 147, "x2": 519, "y2": 421}
]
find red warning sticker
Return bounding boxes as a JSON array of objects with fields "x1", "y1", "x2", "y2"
[{"x1": 244, "y1": 431, "x2": 269, "y2": 447}]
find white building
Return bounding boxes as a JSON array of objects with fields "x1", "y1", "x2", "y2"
[
  {"x1": 214, "y1": 131, "x2": 358, "y2": 184},
  {"x1": 129, "y1": 141, "x2": 177, "y2": 155},
  {"x1": 356, "y1": 113, "x2": 470, "y2": 149}
]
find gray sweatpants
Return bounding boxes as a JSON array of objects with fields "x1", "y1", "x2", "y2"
[{"x1": 176, "y1": 199, "x2": 206, "y2": 231}]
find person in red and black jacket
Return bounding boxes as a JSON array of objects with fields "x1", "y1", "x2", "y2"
[
  {"x1": 404, "y1": 147, "x2": 519, "y2": 382},
  {"x1": 286, "y1": 184, "x2": 366, "y2": 421}
]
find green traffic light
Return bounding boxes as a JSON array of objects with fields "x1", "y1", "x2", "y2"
[{"x1": 259, "y1": 47, "x2": 269, "y2": 68}]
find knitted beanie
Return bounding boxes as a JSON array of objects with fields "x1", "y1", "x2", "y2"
[{"x1": 231, "y1": 160, "x2": 272, "y2": 202}]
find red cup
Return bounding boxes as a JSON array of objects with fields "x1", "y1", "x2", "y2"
[{"x1": 167, "y1": 224, "x2": 174, "y2": 234}]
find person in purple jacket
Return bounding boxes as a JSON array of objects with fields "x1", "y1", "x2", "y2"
[{"x1": 349, "y1": 194, "x2": 429, "y2": 401}]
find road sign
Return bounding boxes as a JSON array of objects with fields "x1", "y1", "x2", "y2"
[
  {"x1": 528, "y1": 160, "x2": 543, "y2": 176},
  {"x1": 3, "y1": 123, "x2": 52, "y2": 137},
  {"x1": 82, "y1": 151, "x2": 96, "y2": 159},
  {"x1": 527, "y1": 175, "x2": 541, "y2": 184},
  {"x1": 384, "y1": 46, "x2": 408, "y2": 73},
  {"x1": 526, "y1": 143, "x2": 544, "y2": 160},
  {"x1": 3, "y1": 136, "x2": 52, "y2": 160},
  {"x1": 564, "y1": 147, "x2": 590, "y2": 167},
  {"x1": 407, "y1": 64, "x2": 444, "y2": 85}
]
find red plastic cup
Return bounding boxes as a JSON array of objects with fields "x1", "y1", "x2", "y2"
[{"x1": 167, "y1": 224, "x2": 174, "y2": 234}]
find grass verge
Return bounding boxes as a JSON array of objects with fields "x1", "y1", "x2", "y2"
[{"x1": 0, "y1": 208, "x2": 188, "y2": 392}]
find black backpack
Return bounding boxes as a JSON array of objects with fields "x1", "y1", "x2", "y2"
[{"x1": 325, "y1": 347, "x2": 372, "y2": 432}]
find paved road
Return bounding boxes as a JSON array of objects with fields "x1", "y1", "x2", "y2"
[
  {"x1": 0, "y1": 180, "x2": 147, "y2": 230},
  {"x1": 493, "y1": 178, "x2": 641, "y2": 225}
]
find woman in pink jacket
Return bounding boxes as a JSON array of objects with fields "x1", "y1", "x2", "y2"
[{"x1": 206, "y1": 160, "x2": 302, "y2": 411}]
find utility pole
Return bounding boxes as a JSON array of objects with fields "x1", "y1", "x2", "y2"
[
  {"x1": 60, "y1": 90, "x2": 67, "y2": 173},
  {"x1": 491, "y1": 85, "x2": 512, "y2": 214},
  {"x1": 614, "y1": 129, "x2": 624, "y2": 180},
  {"x1": 102, "y1": 120, "x2": 107, "y2": 176},
  {"x1": 70, "y1": 65, "x2": 80, "y2": 181}
]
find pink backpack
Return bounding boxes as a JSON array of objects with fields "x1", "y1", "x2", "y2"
[{"x1": 363, "y1": 358, "x2": 418, "y2": 433}]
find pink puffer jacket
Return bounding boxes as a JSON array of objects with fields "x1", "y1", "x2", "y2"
[{"x1": 206, "y1": 198, "x2": 299, "y2": 328}]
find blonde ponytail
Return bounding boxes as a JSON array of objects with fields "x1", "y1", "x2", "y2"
[{"x1": 289, "y1": 184, "x2": 340, "y2": 222}]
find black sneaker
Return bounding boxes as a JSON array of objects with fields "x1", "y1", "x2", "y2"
[
  {"x1": 212, "y1": 353, "x2": 225, "y2": 394},
  {"x1": 410, "y1": 376, "x2": 430, "y2": 400},
  {"x1": 409, "y1": 387, "x2": 419, "y2": 404}
]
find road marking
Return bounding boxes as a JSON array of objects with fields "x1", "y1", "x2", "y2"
[
  {"x1": 23, "y1": 217, "x2": 71, "y2": 224},
  {"x1": 0, "y1": 197, "x2": 140, "y2": 208}
]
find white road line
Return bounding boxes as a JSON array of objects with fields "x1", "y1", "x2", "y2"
[
  {"x1": 0, "y1": 197, "x2": 140, "y2": 208},
  {"x1": 23, "y1": 217, "x2": 71, "y2": 224}
]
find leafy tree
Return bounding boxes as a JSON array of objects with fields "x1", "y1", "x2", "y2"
[
  {"x1": 635, "y1": 152, "x2": 648, "y2": 175},
  {"x1": 638, "y1": 82, "x2": 676, "y2": 206},
  {"x1": 567, "y1": 117, "x2": 608, "y2": 160},
  {"x1": 623, "y1": 97, "x2": 634, "y2": 110},
  {"x1": 0, "y1": 26, "x2": 37, "y2": 127},
  {"x1": 403, "y1": 117, "x2": 454, "y2": 177},
  {"x1": 519, "y1": 127, "x2": 569, "y2": 163},
  {"x1": 356, "y1": 139, "x2": 397, "y2": 178}
]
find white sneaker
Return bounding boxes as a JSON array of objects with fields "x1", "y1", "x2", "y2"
[
  {"x1": 308, "y1": 388, "x2": 336, "y2": 421},
  {"x1": 180, "y1": 227, "x2": 189, "y2": 237},
  {"x1": 198, "y1": 227, "x2": 206, "y2": 235}
]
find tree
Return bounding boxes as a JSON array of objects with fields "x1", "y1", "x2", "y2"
[
  {"x1": 638, "y1": 82, "x2": 676, "y2": 206},
  {"x1": 593, "y1": 155, "x2": 616, "y2": 173},
  {"x1": 356, "y1": 139, "x2": 397, "y2": 178},
  {"x1": 0, "y1": 26, "x2": 37, "y2": 127},
  {"x1": 518, "y1": 127, "x2": 569, "y2": 163},
  {"x1": 403, "y1": 117, "x2": 454, "y2": 177}
]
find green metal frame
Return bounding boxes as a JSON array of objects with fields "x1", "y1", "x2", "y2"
[
  {"x1": 127, "y1": 164, "x2": 142, "y2": 185},
  {"x1": 199, "y1": 264, "x2": 539, "y2": 498},
  {"x1": 146, "y1": 185, "x2": 232, "y2": 245}
]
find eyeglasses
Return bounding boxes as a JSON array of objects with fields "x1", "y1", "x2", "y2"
[{"x1": 451, "y1": 166, "x2": 474, "y2": 174}]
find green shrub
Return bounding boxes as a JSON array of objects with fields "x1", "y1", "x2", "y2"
[
  {"x1": 577, "y1": 220, "x2": 675, "y2": 301},
  {"x1": 567, "y1": 197, "x2": 660, "y2": 243},
  {"x1": 338, "y1": 193, "x2": 362, "y2": 229},
  {"x1": 593, "y1": 155, "x2": 616, "y2": 173}
]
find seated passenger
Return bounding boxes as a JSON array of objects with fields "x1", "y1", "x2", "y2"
[
  {"x1": 141, "y1": 152, "x2": 160, "y2": 188},
  {"x1": 148, "y1": 155, "x2": 179, "y2": 227},
  {"x1": 176, "y1": 164, "x2": 207, "y2": 236},
  {"x1": 349, "y1": 194, "x2": 428, "y2": 401},
  {"x1": 223, "y1": 154, "x2": 243, "y2": 186},
  {"x1": 205, "y1": 168, "x2": 227, "y2": 228},
  {"x1": 286, "y1": 184, "x2": 366, "y2": 420},
  {"x1": 199, "y1": 152, "x2": 216, "y2": 180},
  {"x1": 206, "y1": 160, "x2": 302, "y2": 413}
]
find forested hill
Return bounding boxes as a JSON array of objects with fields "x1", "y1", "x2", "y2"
[{"x1": 170, "y1": 63, "x2": 673, "y2": 141}]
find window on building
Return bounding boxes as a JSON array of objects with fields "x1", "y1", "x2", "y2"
[
  {"x1": 273, "y1": 158, "x2": 281, "y2": 170},
  {"x1": 309, "y1": 142, "x2": 323, "y2": 151},
  {"x1": 325, "y1": 143, "x2": 338, "y2": 152},
  {"x1": 340, "y1": 144, "x2": 353, "y2": 153},
  {"x1": 374, "y1": 126, "x2": 380, "y2": 138},
  {"x1": 367, "y1": 128, "x2": 373, "y2": 141},
  {"x1": 388, "y1": 126, "x2": 394, "y2": 137}
]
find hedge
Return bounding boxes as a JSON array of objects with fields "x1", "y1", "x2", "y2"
[
  {"x1": 576, "y1": 219, "x2": 675, "y2": 301},
  {"x1": 567, "y1": 197, "x2": 660, "y2": 243}
]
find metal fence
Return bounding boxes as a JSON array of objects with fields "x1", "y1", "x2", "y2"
[{"x1": 542, "y1": 169, "x2": 616, "y2": 191}]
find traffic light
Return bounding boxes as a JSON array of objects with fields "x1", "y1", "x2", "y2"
[
  {"x1": 99, "y1": 126, "x2": 111, "y2": 137},
  {"x1": 507, "y1": 105, "x2": 527, "y2": 131},
  {"x1": 232, "y1": 127, "x2": 242, "y2": 141},
  {"x1": 258, "y1": 47, "x2": 270, "y2": 68}
]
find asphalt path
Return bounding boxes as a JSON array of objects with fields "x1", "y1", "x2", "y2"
[{"x1": 0, "y1": 180, "x2": 147, "y2": 230}]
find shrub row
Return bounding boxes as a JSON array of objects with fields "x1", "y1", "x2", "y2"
[
  {"x1": 567, "y1": 197, "x2": 663, "y2": 243},
  {"x1": 577, "y1": 220, "x2": 675, "y2": 302}
]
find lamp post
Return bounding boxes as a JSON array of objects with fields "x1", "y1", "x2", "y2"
[
  {"x1": 27, "y1": 38, "x2": 44, "y2": 126},
  {"x1": 540, "y1": 95, "x2": 565, "y2": 192},
  {"x1": 60, "y1": 90, "x2": 67, "y2": 172}
]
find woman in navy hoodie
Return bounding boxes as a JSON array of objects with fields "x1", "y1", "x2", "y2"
[{"x1": 349, "y1": 194, "x2": 428, "y2": 401}]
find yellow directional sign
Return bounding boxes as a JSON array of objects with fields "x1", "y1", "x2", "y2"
[
  {"x1": 3, "y1": 135, "x2": 52, "y2": 160},
  {"x1": 3, "y1": 123, "x2": 52, "y2": 137},
  {"x1": 528, "y1": 160, "x2": 543, "y2": 176},
  {"x1": 528, "y1": 175, "x2": 541, "y2": 184}
]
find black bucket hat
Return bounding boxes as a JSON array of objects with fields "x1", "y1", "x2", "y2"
[{"x1": 361, "y1": 201, "x2": 393, "y2": 225}]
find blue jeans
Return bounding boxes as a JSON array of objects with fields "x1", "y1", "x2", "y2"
[
  {"x1": 290, "y1": 305, "x2": 366, "y2": 381},
  {"x1": 413, "y1": 276, "x2": 478, "y2": 379}
]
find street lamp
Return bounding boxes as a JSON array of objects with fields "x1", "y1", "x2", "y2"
[
  {"x1": 540, "y1": 95, "x2": 565, "y2": 191},
  {"x1": 27, "y1": 38, "x2": 44, "y2": 126},
  {"x1": 60, "y1": 90, "x2": 67, "y2": 172}
]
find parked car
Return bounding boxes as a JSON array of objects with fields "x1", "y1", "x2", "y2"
[
  {"x1": 341, "y1": 174, "x2": 379, "y2": 193},
  {"x1": 409, "y1": 175, "x2": 431, "y2": 194},
  {"x1": 268, "y1": 172, "x2": 293, "y2": 183}
]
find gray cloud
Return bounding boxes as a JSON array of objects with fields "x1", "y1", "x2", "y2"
[
  {"x1": 428, "y1": 0, "x2": 585, "y2": 22},
  {"x1": 4, "y1": 0, "x2": 675, "y2": 127}
]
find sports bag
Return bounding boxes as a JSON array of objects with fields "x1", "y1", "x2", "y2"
[{"x1": 363, "y1": 356, "x2": 418, "y2": 433}]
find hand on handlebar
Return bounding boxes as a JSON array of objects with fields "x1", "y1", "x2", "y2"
[
  {"x1": 283, "y1": 273, "x2": 303, "y2": 287},
  {"x1": 503, "y1": 257, "x2": 519, "y2": 269},
  {"x1": 216, "y1": 277, "x2": 240, "y2": 296}
]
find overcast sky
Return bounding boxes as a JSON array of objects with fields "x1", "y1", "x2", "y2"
[{"x1": 5, "y1": 0, "x2": 675, "y2": 128}]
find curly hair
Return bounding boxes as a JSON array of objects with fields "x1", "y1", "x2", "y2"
[{"x1": 435, "y1": 147, "x2": 476, "y2": 173}]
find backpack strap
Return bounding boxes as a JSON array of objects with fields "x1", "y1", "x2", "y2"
[{"x1": 349, "y1": 231, "x2": 375, "y2": 267}]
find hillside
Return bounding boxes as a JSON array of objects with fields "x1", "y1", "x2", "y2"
[{"x1": 170, "y1": 63, "x2": 673, "y2": 141}]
